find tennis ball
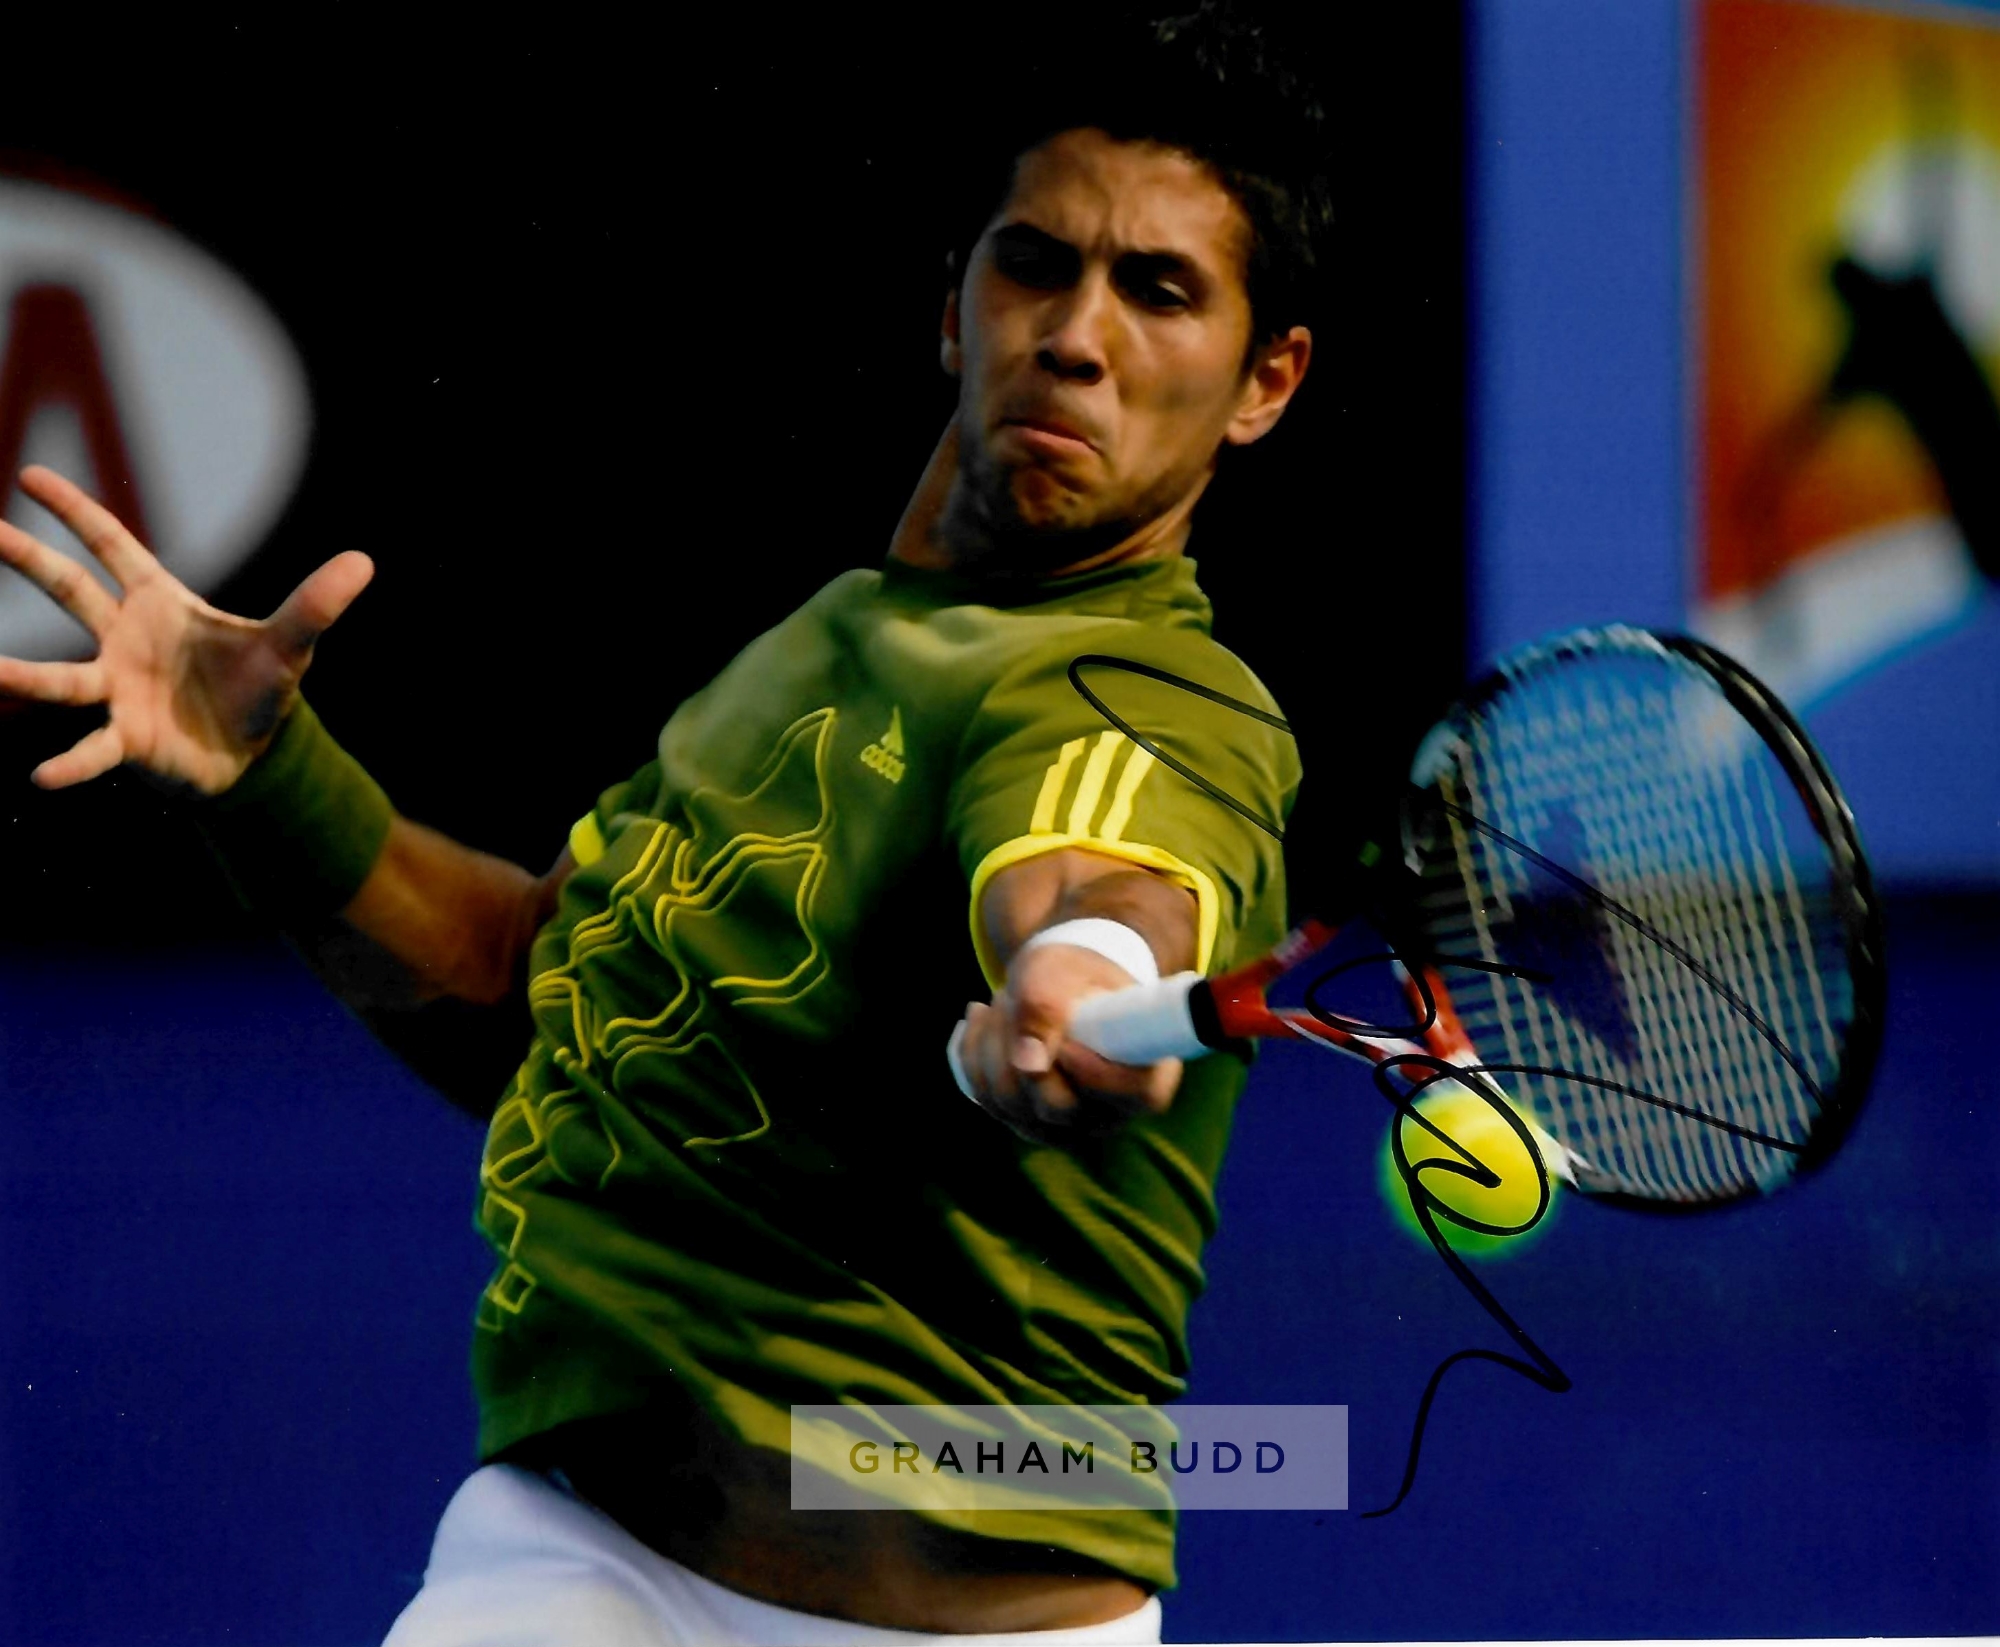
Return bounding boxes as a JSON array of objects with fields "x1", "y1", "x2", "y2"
[{"x1": 1380, "y1": 1077, "x2": 1561, "y2": 1257}]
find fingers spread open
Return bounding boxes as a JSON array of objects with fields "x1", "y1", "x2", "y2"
[
  {"x1": 267, "y1": 552, "x2": 375, "y2": 661},
  {"x1": 18, "y1": 466, "x2": 157, "y2": 590},
  {"x1": 0, "y1": 655, "x2": 105, "y2": 707},
  {"x1": 33, "y1": 721, "x2": 123, "y2": 789},
  {"x1": 0, "y1": 517, "x2": 120, "y2": 637}
]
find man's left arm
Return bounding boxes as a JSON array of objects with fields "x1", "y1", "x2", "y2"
[{"x1": 955, "y1": 847, "x2": 1198, "y2": 1137}]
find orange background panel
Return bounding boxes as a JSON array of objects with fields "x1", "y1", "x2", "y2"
[{"x1": 1698, "y1": 0, "x2": 2000, "y2": 599}]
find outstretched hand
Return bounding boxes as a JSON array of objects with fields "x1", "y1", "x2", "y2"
[{"x1": 0, "y1": 466, "x2": 373, "y2": 794}]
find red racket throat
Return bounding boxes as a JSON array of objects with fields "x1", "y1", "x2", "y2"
[{"x1": 1194, "y1": 921, "x2": 1489, "y2": 1079}]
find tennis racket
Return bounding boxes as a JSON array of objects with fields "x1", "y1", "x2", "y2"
[{"x1": 987, "y1": 625, "x2": 1887, "y2": 1209}]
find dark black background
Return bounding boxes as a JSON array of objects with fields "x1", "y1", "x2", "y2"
[{"x1": 0, "y1": 6, "x2": 1465, "y2": 945}]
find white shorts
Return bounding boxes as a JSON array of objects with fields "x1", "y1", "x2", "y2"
[{"x1": 381, "y1": 1464, "x2": 1165, "y2": 1647}]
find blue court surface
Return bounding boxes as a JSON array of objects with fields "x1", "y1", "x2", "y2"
[{"x1": 0, "y1": 894, "x2": 1993, "y2": 1643}]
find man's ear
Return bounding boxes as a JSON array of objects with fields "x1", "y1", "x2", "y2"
[
  {"x1": 1223, "y1": 326, "x2": 1312, "y2": 448},
  {"x1": 940, "y1": 279, "x2": 964, "y2": 378}
]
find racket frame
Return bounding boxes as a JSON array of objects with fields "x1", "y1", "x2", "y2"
[
  {"x1": 1169, "y1": 628, "x2": 1886, "y2": 1205},
  {"x1": 1645, "y1": 635, "x2": 1886, "y2": 1176}
]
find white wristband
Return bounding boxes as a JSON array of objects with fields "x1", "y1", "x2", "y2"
[{"x1": 1017, "y1": 917, "x2": 1161, "y2": 985}]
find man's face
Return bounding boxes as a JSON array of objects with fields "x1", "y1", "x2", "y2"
[{"x1": 944, "y1": 128, "x2": 1299, "y2": 564}]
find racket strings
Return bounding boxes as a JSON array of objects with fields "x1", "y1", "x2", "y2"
[
  {"x1": 1440, "y1": 757, "x2": 1659, "y2": 1193},
  {"x1": 1456, "y1": 699, "x2": 1708, "y2": 1196},
  {"x1": 1614, "y1": 725, "x2": 1816, "y2": 1190},
  {"x1": 1461, "y1": 697, "x2": 1693, "y2": 1193},
  {"x1": 1691, "y1": 749, "x2": 1837, "y2": 1147},
  {"x1": 1413, "y1": 657, "x2": 1852, "y2": 1201},
  {"x1": 1585, "y1": 704, "x2": 1793, "y2": 1191}
]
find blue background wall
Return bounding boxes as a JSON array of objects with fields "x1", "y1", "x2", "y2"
[{"x1": 1469, "y1": 0, "x2": 1689, "y2": 654}]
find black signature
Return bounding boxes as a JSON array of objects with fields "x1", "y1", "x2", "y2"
[{"x1": 1066, "y1": 653, "x2": 1814, "y2": 1518}]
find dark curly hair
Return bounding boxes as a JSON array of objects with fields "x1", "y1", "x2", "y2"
[{"x1": 945, "y1": 2, "x2": 1334, "y2": 353}]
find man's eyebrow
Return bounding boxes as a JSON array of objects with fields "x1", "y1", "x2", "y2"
[
  {"x1": 1116, "y1": 248, "x2": 1207, "y2": 282},
  {"x1": 994, "y1": 222, "x2": 1210, "y2": 279},
  {"x1": 991, "y1": 221, "x2": 1073, "y2": 250}
]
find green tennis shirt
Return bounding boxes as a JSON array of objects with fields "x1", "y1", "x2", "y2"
[{"x1": 471, "y1": 551, "x2": 1298, "y2": 1590}]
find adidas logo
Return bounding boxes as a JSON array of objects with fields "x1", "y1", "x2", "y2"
[{"x1": 859, "y1": 707, "x2": 906, "y2": 784}]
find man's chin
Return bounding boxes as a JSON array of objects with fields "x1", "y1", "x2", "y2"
[
  {"x1": 1000, "y1": 473, "x2": 1129, "y2": 545},
  {"x1": 1004, "y1": 466, "x2": 1093, "y2": 524},
  {"x1": 945, "y1": 457, "x2": 1140, "y2": 574}
]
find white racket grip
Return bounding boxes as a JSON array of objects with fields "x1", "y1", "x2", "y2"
[{"x1": 1065, "y1": 971, "x2": 1210, "y2": 1064}]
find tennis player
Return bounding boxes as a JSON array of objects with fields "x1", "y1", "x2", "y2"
[{"x1": 0, "y1": 11, "x2": 1325, "y2": 1642}]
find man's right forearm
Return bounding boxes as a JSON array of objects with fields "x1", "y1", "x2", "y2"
[
  {"x1": 330, "y1": 819, "x2": 576, "y2": 1116},
  {"x1": 334, "y1": 816, "x2": 564, "y2": 1010},
  {"x1": 195, "y1": 702, "x2": 569, "y2": 1117}
]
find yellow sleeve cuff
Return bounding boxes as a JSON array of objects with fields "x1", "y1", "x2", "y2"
[
  {"x1": 965, "y1": 833, "x2": 1220, "y2": 991},
  {"x1": 568, "y1": 810, "x2": 608, "y2": 868}
]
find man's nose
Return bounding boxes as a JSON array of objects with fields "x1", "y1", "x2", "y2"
[{"x1": 1034, "y1": 274, "x2": 1113, "y2": 384}]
